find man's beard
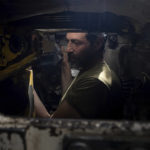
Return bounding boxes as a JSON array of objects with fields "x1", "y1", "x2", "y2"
[{"x1": 68, "y1": 48, "x2": 96, "y2": 69}]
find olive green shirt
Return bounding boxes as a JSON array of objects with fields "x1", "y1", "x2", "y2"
[{"x1": 61, "y1": 61, "x2": 123, "y2": 119}]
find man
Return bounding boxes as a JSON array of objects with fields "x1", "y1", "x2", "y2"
[{"x1": 51, "y1": 32, "x2": 123, "y2": 119}]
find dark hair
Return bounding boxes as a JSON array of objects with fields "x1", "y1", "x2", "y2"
[{"x1": 86, "y1": 32, "x2": 106, "y2": 58}]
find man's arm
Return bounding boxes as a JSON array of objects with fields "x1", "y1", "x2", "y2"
[
  {"x1": 52, "y1": 79, "x2": 110, "y2": 119},
  {"x1": 33, "y1": 89, "x2": 50, "y2": 118},
  {"x1": 33, "y1": 88, "x2": 81, "y2": 119},
  {"x1": 51, "y1": 100, "x2": 81, "y2": 118},
  {"x1": 61, "y1": 46, "x2": 72, "y2": 94}
]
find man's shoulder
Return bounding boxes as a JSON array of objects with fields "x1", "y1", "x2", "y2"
[
  {"x1": 98, "y1": 62, "x2": 120, "y2": 89},
  {"x1": 75, "y1": 75, "x2": 103, "y2": 89},
  {"x1": 77, "y1": 61, "x2": 120, "y2": 89}
]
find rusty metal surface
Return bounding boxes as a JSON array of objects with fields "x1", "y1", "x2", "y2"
[
  {"x1": 0, "y1": 0, "x2": 66, "y2": 23},
  {"x1": 0, "y1": 0, "x2": 150, "y2": 24},
  {"x1": 1, "y1": 115, "x2": 150, "y2": 135},
  {"x1": 0, "y1": 115, "x2": 150, "y2": 149}
]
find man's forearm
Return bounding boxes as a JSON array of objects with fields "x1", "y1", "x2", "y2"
[
  {"x1": 33, "y1": 89, "x2": 50, "y2": 118},
  {"x1": 61, "y1": 48, "x2": 72, "y2": 94}
]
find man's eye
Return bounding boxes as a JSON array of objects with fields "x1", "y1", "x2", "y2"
[{"x1": 73, "y1": 41, "x2": 82, "y2": 45}]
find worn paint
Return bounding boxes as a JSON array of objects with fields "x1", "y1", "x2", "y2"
[
  {"x1": 0, "y1": 115, "x2": 150, "y2": 150},
  {"x1": 0, "y1": 133, "x2": 24, "y2": 150}
]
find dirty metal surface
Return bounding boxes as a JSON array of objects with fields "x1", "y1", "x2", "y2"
[
  {"x1": 0, "y1": 0, "x2": 150, "y2": 24},
  {"x1": 0, "y1": 115, "x2": 150, "y2": 150}
]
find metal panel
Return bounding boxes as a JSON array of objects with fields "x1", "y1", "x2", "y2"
[
  {"x1": 1, "y1": 115, "x2": 150, "y2": 150},
  {"x1": 0, "y1": 0, "x2": 150, "y2": 24}
]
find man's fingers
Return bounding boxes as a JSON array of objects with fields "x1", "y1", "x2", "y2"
[
  {"x1": 61, "y1": 46, "x2": 66, "y2": 53},
  {"x1": 63, "y1": 51, "x2": 68, "y2": 61},
  {"x1": 61, "y1": 46, "x2": 68, "y2": 63}
]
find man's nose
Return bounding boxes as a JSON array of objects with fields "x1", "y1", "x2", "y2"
[{"x1": 66, "y1": 42, "x2": 73, "y2": 52}]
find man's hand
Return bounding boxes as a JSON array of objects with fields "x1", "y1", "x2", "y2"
[{"x1": 61, "y1": 46, "x2": 72, "y2": 94}]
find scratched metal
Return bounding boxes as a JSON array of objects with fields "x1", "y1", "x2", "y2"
[{"x1": 1, "y1": 115, "x2": 150, "y2": 150}]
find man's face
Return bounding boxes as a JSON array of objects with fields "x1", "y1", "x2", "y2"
[{"x1": 65, "y1": 32, "x2": 92, "y2": 67}]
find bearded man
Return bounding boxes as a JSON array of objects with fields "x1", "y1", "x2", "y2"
[{"x1": 51, "y1": 32, "x2": 123, "y2": 119}]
